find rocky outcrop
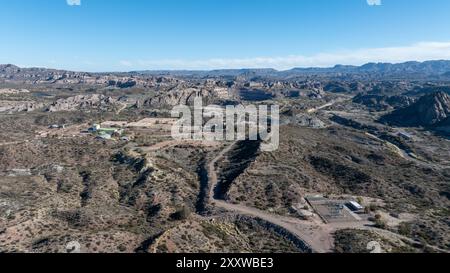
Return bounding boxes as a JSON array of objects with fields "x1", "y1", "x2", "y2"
[
  {"x1": 46, "y1": 94, "x2": 121, "y2": 112},
  {"x1": 0, "y1": 64, "x2": 21, "y2": 74},
  {"x1": 281, "y1": 114, "x2": 326, "y2": 129},
  {"x1": 353, "y1": 94, "x2": 416, "y2": 111},
  {"x1": 0, "y1": 101, "x2": 46, "y2": 113},
  {"x1": 380, "y1": 92, "x2": 450, "y2": 127},
  {"x1": 144, "y1": 88, "x2": 223, "y2": 107},
  {"x1": 12, "y1": 102, "x2": 45, "y2": 112}
]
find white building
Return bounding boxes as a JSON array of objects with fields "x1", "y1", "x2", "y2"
[{"x1": 347, "y1": 201, "x2": 364, "y2": 212}]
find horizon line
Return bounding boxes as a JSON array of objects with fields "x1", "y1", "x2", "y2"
[{"x1": 3, "y1": 59, "x2": 450, "y2": 74}]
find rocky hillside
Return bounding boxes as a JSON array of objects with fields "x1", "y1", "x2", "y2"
[
  {"x1": 0, "y1": 64, "x2": 178, "y2": 88},
  {"x1": 433, "y1": 117, "x2": 450, "y2": 133},
  {"x1": 3, "y1": 61, "x2": 450, "y2": 85},
  {"x1": 380, "y1": 92, "x2": 450, "y2": 127},
  {"x1": 353, "y1": 94, "x2": 416, "y2": 111},
  {"x1": 289, "y1": 60, "x2": 450, "y2": 76},
  {"x1": 0, "y1": 94, "x2": 123, "y2": 113},
  {"x1": 47, "y1": 94, "x2": 122, "y2": 112}
]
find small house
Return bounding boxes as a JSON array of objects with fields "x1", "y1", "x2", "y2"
[{"x1": 347, "y1": 201, "x2": 364, "y2": 212}]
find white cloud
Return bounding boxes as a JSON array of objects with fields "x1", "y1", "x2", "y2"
[
  {"x1": 367, "y1": 0, "x2": 382, "y2": 6},
  {"x1": 118, "y1": 41, "x2": 450, "y2": 70},
  {"x1": 119, "y1": 60, "x2": 133, "y2": 67},
  {"x1": 67, "y1": 0, "x2": 81, "y2": 6}
]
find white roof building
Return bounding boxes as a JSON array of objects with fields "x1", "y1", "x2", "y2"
[{"x1": 347, "y1": 201, "x2": 364, "y2": 211}]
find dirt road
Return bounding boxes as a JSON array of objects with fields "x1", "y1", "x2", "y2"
[
  {"x1": 207, "y1": 141, "x2": 335, "y2": 253},
  {"x1": 307, "y1": 97, "x2": 350, "y2": 114}
]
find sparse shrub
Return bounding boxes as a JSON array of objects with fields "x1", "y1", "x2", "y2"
[
  {"x1": 170, "y1": 206, "x2": 191, "y2": 221},
  {"x1": 398, "y1": 222, "x2": 412, "y2": 236},
  {"x1": 357, "y1": 197, "x2": 364, "y2": 205},
  {"x1": 374, "y1": 216, "x2": 387, "y2": 229},
  {"x1": 157, "y1": 243, "x2": 168, "y2": 253}
]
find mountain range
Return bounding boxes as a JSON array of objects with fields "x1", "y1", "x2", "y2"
[
  {"x1": 2, "y1": 60, "x2": 450, "y2": 80},
  {"x1": 134, "y1": 60, "x2": 450, "y2": 78}
]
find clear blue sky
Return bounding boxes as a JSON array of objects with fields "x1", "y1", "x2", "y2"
[{"x1": 1, "y1": 0, "x2": 450, "y2": 71}]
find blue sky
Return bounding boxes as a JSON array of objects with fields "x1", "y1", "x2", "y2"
[{"x1": 1, "y1": 0, "x2": 450, "y2": 71}]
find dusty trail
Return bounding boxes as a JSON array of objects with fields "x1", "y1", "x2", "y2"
[
  {"x1": 307, "y1": 97, "x2": 350, "y2": 114},
  {"x1": 365, "y1": 132, "x2": 445, "y2": 170},
  {"x1": 115, "y1": 103, "x2": 127, "y2": 114},
  {"x1": 307, "y1": 102, "x2": 336, "y2": 114}
]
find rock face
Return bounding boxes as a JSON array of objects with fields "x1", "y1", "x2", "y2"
[
  {"x1": 1, "y1": 101, "x2": 45, "y2": 113},
  {"x1": 15, "y1": 102, "x2": 45, "y2": 112},
  {"x1": 353, "y1": 94, "x2": 415, "y2": 111},
  {"x1": 144, "y1": 88, "x2": 225, "y2": 107},
  {"x1": 380, "y1": 92, "x2": 450, "y2": 127},
  {"x1": 46, "y1": 94, "x2": 120, "y2": 112}
]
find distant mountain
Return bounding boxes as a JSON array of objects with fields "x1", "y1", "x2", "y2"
[
  {"x1": 380, "y1": 91, "x2": 450, "y2": 127},
  {"x1": 2, "y1": 60, "x2": 450, "y2": 81},
  {"x1": 134, "y1": 60, "x2": 450, "y2": 79},
  {"x1": 287, "y1": 60, "x2": 450, "y2": 76}
]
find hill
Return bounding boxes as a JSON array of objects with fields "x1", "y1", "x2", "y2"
[{"x1": 380, "y1": 92, "x2": 450, "y2": 127}]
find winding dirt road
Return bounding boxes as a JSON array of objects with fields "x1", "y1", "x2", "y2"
[{"x1": 207, "y1": 141, "x2": 335, "y2": 253}]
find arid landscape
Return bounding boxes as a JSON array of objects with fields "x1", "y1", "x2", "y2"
[{"x1": 0, "y1": 61, "x2": 449, "y2": 253}]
